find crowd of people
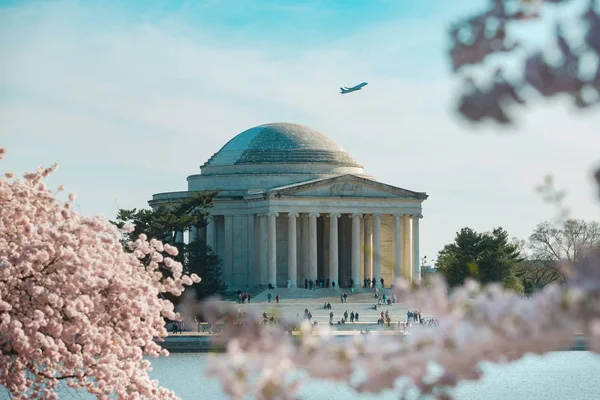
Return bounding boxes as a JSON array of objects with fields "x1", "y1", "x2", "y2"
[
  {"x1": 327, "y1": 309, "x2": 361, "y2": 325},
  {"x1": 304, "y1": 278, "x2": 334, "y2": 289},
  {"x1": 237, "y1": 290, "x2": 252, "y2": 303},
  {"x1": 169, "y1": 285, "x2": 439, "y2": 335},
  {"x1": 363, "y1": 277, "x2": 386, "y2": 288},
  {"x1": 407, "y1": 310, "x2": 422, "y2": 323}
]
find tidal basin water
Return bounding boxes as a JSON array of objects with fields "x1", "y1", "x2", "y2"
[
  {"x1": 145, "y1": 352, "x2": 600, "y2": 400},
  {"x1": 2, "y1": 352, "x2": 599, "y2": 399}
]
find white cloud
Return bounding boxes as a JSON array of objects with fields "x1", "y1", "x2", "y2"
[{"x1": 0, "y1": 0, "x2": 599, "y2": 261}]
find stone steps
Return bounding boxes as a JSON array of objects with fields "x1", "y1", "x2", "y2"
[
  {"x1": 226, "y1": 302, "x2": 427, "y2": 325},
  {"x1": 252, "y1": 286, "x2": 393, "y2": 303}
]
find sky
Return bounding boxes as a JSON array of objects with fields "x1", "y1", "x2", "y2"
[{"x1": 1, "y1": 0, "x2": 599, "y2": 264}]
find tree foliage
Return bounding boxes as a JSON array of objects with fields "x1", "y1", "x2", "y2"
[
  {"x1": 0, "y1": 149, "x2": 199, "y2": 399},
  {"x1": 111, "y1": 191, "x2": 217, "y2": 248},
  {"x1": 111, "y1": 192, "x2": 225, "y2": 300},
  {"x1": 436, "y1": 227, "x2": 523, "y2": 291}
]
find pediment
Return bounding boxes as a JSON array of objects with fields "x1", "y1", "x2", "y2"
[{"x1": 267, "y1": 175, "x2": 427, "y2": 200}]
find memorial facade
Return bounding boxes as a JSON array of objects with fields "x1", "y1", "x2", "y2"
[{"x1": 150, "y1": 123, "x2": 428, "y2": 288}]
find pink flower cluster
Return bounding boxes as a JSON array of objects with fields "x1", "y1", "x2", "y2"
[
  {"x1": 206, "y1": 248, "x2": 600, "y2": 400},
  {"x1": 0, "y1": 149, "x2": 199, "y2": 399}
]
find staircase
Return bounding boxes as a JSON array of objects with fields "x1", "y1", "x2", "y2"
[{"x1": 252, "y1": 286, "x2": 390, "y2": 303}]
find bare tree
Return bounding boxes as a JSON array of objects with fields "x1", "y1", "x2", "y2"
[
  {"x1": 530, "y1": 219, "x2": 600, "y2": 263},
  {"x1": 515, "y1": 219, "x2": 600, "y2": 290},
  {"x1": 510, "y1": 236, "x2": 561, "y2": 293},
  {"x1": 514, "y1": 259, "x2": 564, "y2": 293}
]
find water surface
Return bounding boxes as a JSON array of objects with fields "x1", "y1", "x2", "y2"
[
  {"x1": 2, "y1": 352, "x2": 598, "y2": 399},
  {"x1": 148, "y1": 351, "x2": 600, "y2": 400}
]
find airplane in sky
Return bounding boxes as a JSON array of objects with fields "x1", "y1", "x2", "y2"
[{"x1": 340, "y1": 82, "x2": 368, "y2": 94}]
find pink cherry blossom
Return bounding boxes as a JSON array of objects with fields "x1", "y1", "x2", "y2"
[
  {"x1": 0, "y1": 151, "x2": 197, "y2": 399},
  {"x1": 450, "y1": 0, "x2": 600, "y2": 123},
  {"x1": 205, "y1": 243, "x2": 600, "y2": 400}
]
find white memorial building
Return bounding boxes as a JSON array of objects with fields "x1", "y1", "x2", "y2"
[{"x1": 150, "y1": 123, "x2": 428, "y2": 288}]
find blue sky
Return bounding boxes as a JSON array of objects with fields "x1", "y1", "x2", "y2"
[{"x1": 1, "y1": 0, "x2": 599, "y2": 263}]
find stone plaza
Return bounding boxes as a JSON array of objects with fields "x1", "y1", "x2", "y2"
[{"x1": 150, "y1": 123, "x2": 428, "y2": 289}]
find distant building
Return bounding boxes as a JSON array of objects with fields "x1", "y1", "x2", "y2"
[{"x1": 150, "y1": 123, "x2": 428, "y2": 288}]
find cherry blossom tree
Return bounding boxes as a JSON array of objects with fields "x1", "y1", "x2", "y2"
[{"x1": 0, "y1": 148, "x2": 199, "y2": 399}]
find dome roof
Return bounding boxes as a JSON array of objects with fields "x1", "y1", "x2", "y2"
[{"x1": 202, "y1": 123, "x2": 362, "y2": 168}]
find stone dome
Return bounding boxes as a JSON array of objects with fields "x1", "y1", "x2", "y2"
[{"x1": 202, "y1": 123, "x2": 362, "y2": 168}]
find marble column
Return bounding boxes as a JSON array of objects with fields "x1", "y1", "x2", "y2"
[
  {"x1": 351, "y1": 213, "x2": 362, "y2": 286},
  {"x1": 372, "y1": 214, "x2": 382, "y2": 287},
  {"x1": 224, "y1": 215, "x2": 233, "y2": 285},
  {"x1": 287, "y1": 212, "x2": 299, "y2": 288},
  {"x1": 328, "y1": 213, "x2": 340, "y2": 285},
  {"x1": 412, "y1": 214, "x2": 421, "y2": 282},
  {"x1": 247, "y1": 214, "x2": 255, "y2": 287},
  {"x1": 267, "y1": 212, "x2": 278, "y2": 287},
  {"x1": 364, "y1": 216, "x2": 373, "y2": 281},
  {"x1": 189, "y1": 226, "x2": 198, "y2": 244},
  {"x1": 206, "y1": 215, "x2": 216, "y2": 251},
  {"x1": 175, "y1": 231, "x2": 184, "y2": 243},
  {"x1": 259, "y1": 215, "x2": 268, "y2": 285},
  {"x1": 301, "y1": 214, "x2": 309, "y2": 282},
  {"x1": 402, "y1": 214, "x2": 412, "y2": 282},
  {"x1": 394, "y1": 214, "x2": 403, "y2": 282},
  {"x1": 308, "y1": 212, "x2": 319, "y2": 280},
  {"x1": 360, "y1": 218, "x2": 365, "y2": 281}
]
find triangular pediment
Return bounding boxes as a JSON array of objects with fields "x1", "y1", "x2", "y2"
[{"x1": 267, "y1": 175, "x2": 427, "y2": 200}]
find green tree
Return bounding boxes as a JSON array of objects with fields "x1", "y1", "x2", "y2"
[
  {"x1": 436, "y1": 227, "x2": 523, "y2": 292},
  {"x1": 111, "y1": 191, "x2": 225, "y2": 299}
]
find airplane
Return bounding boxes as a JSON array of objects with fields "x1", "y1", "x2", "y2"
[{"x1": 340, "y1": 82, "x2": 368, "y2": 94}]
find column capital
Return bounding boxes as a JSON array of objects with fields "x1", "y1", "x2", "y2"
[
  {"x1": 267, "y1": 212, "x2": 280, "y2": 217},
  {"x1": 308, "y1": 212, "x2": 320, "y2": 218},
  {"x1": 328, "y1": 212, "x2": 341, "y2": 219},
  {"x1": 411, "y1": 213, "x2": 423, "y2": 219},
  {"x1": 207, "y1": 215, "x2": 215, "y2": 221},
  {"x1": 372, "y1": 213, "x2": 382, "y2": 219},
  {"x1": 349, "y1": 213, "x2": 363, "y2": 219},
  {"x1": 393, "y1": 214, "x2": 403, "y2": 220},
  {"x1": 287, "y1": 212, "x2": 300, "y2": 218}
]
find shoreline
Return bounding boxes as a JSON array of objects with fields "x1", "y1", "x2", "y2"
[{"x1": 158, "y1": 331, "x2": 590, "y2": 353}]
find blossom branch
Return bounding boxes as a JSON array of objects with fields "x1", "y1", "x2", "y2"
[
  {"x1": 206, "y1": 246, "x2": 600, "y2": 400},
  {"x1": 451, "y1": 0, "x2": 600, "y2": 124},
  {"x1": 0, "y1": 149, "x2": 200, "y2": 399}
]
